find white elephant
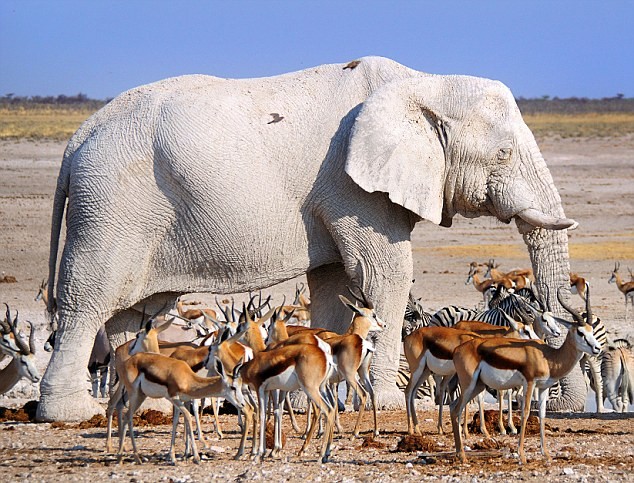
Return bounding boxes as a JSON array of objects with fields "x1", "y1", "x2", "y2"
[{"x1": 38, "y1": 56, "x2": 580, "y2": 421}]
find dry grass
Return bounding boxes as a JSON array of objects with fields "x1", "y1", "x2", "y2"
[
  {"x1": 0, "y1": 107, "x2": 94, "y2": 140},
  {"x1": 524, "y1": 113, "x2": 634, "y2": 138},
  {"x1": 2, "y1": 106, "x2": 634, "y2": 141}
]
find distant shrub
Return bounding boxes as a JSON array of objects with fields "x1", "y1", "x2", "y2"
[{"x1": 517, "y1": 95, "x2": 634, "y2": 115}]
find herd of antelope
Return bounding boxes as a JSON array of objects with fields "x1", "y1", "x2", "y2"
[{"x1": 0, "y1": 261, "x2": 632, "y2": 466}]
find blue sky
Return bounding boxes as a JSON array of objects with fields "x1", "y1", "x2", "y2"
[{"x1": 1, "y1": 0, "x2": 632, "y2": 100}]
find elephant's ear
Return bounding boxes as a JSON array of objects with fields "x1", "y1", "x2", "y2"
[{"x1": 346, "y1": 78, "x2": 448, "y2": 224}]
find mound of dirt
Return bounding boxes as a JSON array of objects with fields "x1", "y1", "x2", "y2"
[
  {"x1": 471, "y1": 438, "x2": 507, "y2": 450},
  {"x1": 360, "y1": 436, "x2": 387, "y2": 449},
  {"x1": 0, "y1": 400, "x2": 38, "y2": 422},
  {"x1": 77, "y1": 414, "x2": 108, "y2": 429},
  {"x1": 265, "y1": 421, "x2": 286, "y2": 449},
  {"x1": 49, "y1": 410, "x2": 173, "y2": 430},
  {"x1": 135, "y1": 409, "x2": 173, "y2": 426},
  {"x1": 467, "y1": 409, "x2": 553, "y2": 436},
  {"x1": 395, "y1": 434, "x2": 441, "y2": 452}
]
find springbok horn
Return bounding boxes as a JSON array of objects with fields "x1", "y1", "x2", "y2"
[
  {"x1": 0, "y1": 303, "x2": 11, "y2": 333},
  {"x1": 149, "y1": 301, "x2": 169, "y2": 321},
  {"x1": 216, "y1": 297, "x2": 232, "y2": 323},
  {"x1": 12, "y1": 311, "x2": 30, "y2": 355},
  {"x1": 346, "y1": 285, "x2": 362, "y2": 306},
  {"x1": 256, "y1": 306, "x2": 277, "y2": 326},
  {"x1": 347, "y1": 285, "x2": 373, "y2": 309},
  {"x1": 526, "y1": 284, "x2": 545, "y2": 313},
  {"x1": 556, "y1": 286, "x2": 584, "y2": 325},
  {"x1": 541, "y1": 284, "x2": 553, "y2": 313},
  {"x1": 254, "y1": 295, "x2": 272, "y2": 317},
  {"x1": 293, "y1": 284, "x2": 301, "y2": 305},
  {"x1": 139, "y1": 304, "x2": 148, "y2": 331},
  {"x1": 246, "y1": 293, "x2": 256, "y2": 313},
  {"x1": 283, "y1": 308, "x2": 296, "y2": 323}
]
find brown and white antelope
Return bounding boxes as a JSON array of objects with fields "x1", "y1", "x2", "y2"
[
  {"x1": 268, "y1": 290, "x2": 385, "y2": 438},
  {"x1": 0, "y1": 304, "x2": 23, "y2": 360},
  {"x1": 116, "y1": 350, "x2": 244, "y2": 464},
  {"x1": 231, "y1": 307, "x2": 336, "y2": 463},
  {"x1": 0, "y1": 305, "x2": 40, "y2": 395},
  {"x1": 465, "y1": 262, "x2": 498, "y2": 308},
  {"x1": 608, "y1": 262, "x2": 634, "y2": 321},
  {"x1": 105, "y1": 312, "x2": 174, "y2": 453},
  {"x1": 403, "y1": 314, "x2": 539, "y2": 437},
  {"x1": 569, "y1": 272, "x2": 588, "y2": 301},
  {"x1": 485, "y1": 259, "x2": 533, "y2": 290},
  {"x1": 449, "y1": 285, "x2": 602, "y2": 465}
]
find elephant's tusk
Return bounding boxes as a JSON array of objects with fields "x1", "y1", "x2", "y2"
[{"x1": 516, "y1": 208, "x2": 578, "y2": 231}]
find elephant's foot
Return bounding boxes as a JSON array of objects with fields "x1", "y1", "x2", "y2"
[
  {"x1": 37, "y1": 389, "x2": 105, "y2": 422},
  {"x1": 372, "y1": 383, "x2": 406, "y2": 410}
]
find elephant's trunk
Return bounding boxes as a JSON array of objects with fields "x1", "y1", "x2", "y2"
[{"x1": 519, "y1": 139, "x2": 587, "y2": 412}]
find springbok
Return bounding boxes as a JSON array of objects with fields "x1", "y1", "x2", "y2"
[
  {"x1": 609, "y1": 262, "x2": 634, "y2": 321},
  {"x1": 0, "y1": 304, "x2": 22, "y2": 360},
  {"x1": 570, "y1": 272, "x2": 588, "y2": 301},
  {"x1": 465, "y1": 262, "x2": 497, "y2": 308},
  {"x1": 485, "y1": 259, "x2": 533, "y2": 290},
  {"x1": 116, "y1": 350, "x2": 243, "y2": 464},
  {"x1": 449, "y1": 285, "x2": 602, "y2": 465},
  {"x1": 231, "y1": 307, "x2": 337, "y2": 463},
  {"x1": 0, "y1": 305, "x2": 40, "y2": 395},
  {"x1": 403, "y1": 314, "x2": 539, "y2": 437},
  {"x1": 268, "y1": 290, "x2": 385, "y2": 438},
  {"x1": 105, "y1": 312, "x2": 173, "y2": 453}
]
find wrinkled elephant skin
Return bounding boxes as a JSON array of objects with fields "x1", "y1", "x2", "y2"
[{"x1": 38, "y1": 57, "x2": 577, "y2": 421}]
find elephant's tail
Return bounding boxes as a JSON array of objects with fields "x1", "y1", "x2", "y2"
[{"x1": 47, "y1": 150, "x2": 72, "y2": 316}]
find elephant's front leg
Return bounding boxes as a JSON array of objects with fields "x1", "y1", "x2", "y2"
[{"x1": 308, "y1": 248, "x2": 412, "y2": 410}]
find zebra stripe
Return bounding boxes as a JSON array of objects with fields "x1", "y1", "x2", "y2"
[
  {"x1": 428, "y1": 305, "x2": 479, "y2": 327},
  {"x1": 402, "y1": 292, "x2": 432, "y2": 340},
  {"x1": 396, "y1": 353, "x2": 433, "y2": 400}
]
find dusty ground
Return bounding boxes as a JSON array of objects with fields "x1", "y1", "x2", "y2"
[{"x1": 0, "y1": 136, "x2": 633, "y2": 481}]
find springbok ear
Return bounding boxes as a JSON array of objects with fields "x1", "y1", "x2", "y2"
[
  {"x1": 214, "y1": 357, "x2": 225, "y2": 378},
  {"x1": 346, "y1": 78, "x2": 448, "y2": 224},
  {"x1": 338, "y1": 295, "x2": 362, "y2": 315}
]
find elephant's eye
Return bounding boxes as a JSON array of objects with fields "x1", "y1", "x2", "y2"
[{"x1": 497, "y1": 147, "x2": 512, "y2": 161}]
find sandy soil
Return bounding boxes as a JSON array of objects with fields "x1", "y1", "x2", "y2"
[{"x1": 0, "y1": 136, "x2": 633, "y2": 481}]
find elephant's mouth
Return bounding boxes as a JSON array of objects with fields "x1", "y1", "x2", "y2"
[{"x1": 514, "y1": 208, "x2": 578, "y2": 234}]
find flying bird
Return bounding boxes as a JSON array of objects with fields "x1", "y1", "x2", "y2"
[
  {"x1": 343, "y1": 60, "x2": 361, "y2": 70},
  {"x1": 268, "y1": 113, "x2": 284, "y2": 124}
]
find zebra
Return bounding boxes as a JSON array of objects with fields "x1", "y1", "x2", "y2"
[
  {"x1": 402, "y1": 291, "x2": 432, "y2": 340},
  {"x1": 399, "y1": 292, "x2": 434, "y2": 400},
  {"x1": 600, "y1": 343, "x2": 634, "y2": 412}
]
